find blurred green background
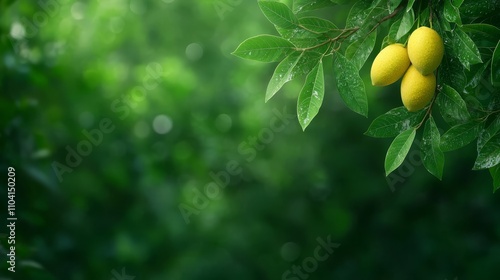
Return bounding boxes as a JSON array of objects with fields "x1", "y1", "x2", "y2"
[{"x1": 1, "y1": 0, "x2": 499, "y2": 279}]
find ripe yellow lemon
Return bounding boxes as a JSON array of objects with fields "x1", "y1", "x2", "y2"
[
  {"x1": 407, "y1": 27, "x2": 444, "y2": 75},
  {"x1": 370, "y1": 43, "x2": 410, "y2": 86},
  {"x1": 401, "y1": 65, "x2": 436, "y2": 112}
]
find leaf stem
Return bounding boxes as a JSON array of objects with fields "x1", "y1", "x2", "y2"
[
  {"x1": 477, "y1": 110, "x2": 500, "y2": 122},
  {"x1": 415, "y1": 95, "x2": 436, "y2": 130}
]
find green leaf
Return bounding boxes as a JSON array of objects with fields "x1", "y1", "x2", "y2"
[
  {"x1": 461, "y1": 23, "x2": 500, "y2": 38},
  {"x1": 396, "y1": 8, "x2": 414, "y2": 40},
  {"x1": 258, "y1": 1, "x2": 298, "y2": 30},
  {"x1": 345, "y1": 31, "x2": 376, "y2": 70},
  {"x1": 266, "y1": 51, "x2": 303, "y2": 102},
  {"x1": 421, "y1": 116, "x2": 445, "y2": 180},
  {"x1": 438, "y1": 11, "x2": 452, "y2": 32},
  {"x1": 461, "y1": 24, "x2": 500, "y2": 47},
  {"x1": 369, "y1": 0, "x2": 383, "y2": 9},
  {"x1": 440, "y1": 122, "x2": 482, "y2": 152},
  {"x1": 266, "y1": 51, "x2": 321, "y2": 102},
  {"x1": 450, "y1": 28, "x2": 483, "y2": 70},
  {"x1": 276, "y1": 27, "x2": 322, "y2": 47},
  {"x1": 298, "y1": 17, "x2": 338, "y2": 33},
  {"x1": 490, "y1": 165, "x2": 500, "y2": 193},
  {"x1": 293, "y1": 0, "x2": 335, "y2": 13},
  {"x1": 443, "y1": 0, "x2": 462, "y2": 24},
  {"x1": 465, "y1": 61, "x2": 490, "y2": 93},
  {"x1": 460, "y1": 0, "x2": 499, "y2": 22},
  {"x1": 297, "y1": 60, "x2": 324, "y2": 130},
  {"x1": 385, "y1": 128, "x2": 416, "y2": 176},
  {"x1": 275, "y1": 17, "x2": 334, "y2": 48},
  {"x1": 382, "y1": 17, "x2": 403, "y2": 47},
  {"x1": 332, "y1": 53, "x2": 368, "y2": 117},
  {"x1": 463, "y1": 95, "x2": 484, "y2": 117},
  {"x1": 406, "y1": 0, "x2": 416, "y2": 12},
  {"x1": 436, "y1": 84, "x2": 470, "y2": 123},
  {"x1": 346, "y1": 1, "x2": 385, "y2": 41},
  {"x1": 389, "y1": 0, "x2": 403, "y2": 13},
  {"x1": 477, "y1": 115, "x2": 500, "y2": 152},
  {"x1": 439, "y1": 51, "x2": 466, "y2": 90},
  {"x1": 346, "y1": 0, "x2": 371, "y2": 28},
  {"x1": 492, "y1": 41, "x2": 500, "y2": 87},
  {"x1": 474, "y1": 134, "x2": 500, "y2": 170},
  {"x1": 365, "y1": 107, "x2": 424, "y2": 138},
  {"x1": 417, "y1": 7, "x2": 430, "y2": 29},
  {"x1": 232, "y1": 35, "x2": 295, "y2": 62}
]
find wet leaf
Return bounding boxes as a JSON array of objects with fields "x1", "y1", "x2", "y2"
[
  {"x1": 297, "y1": 60, "x2": 324, "y2": 130},
  {"x1": 365, "y1": 107, "x2": 424, "y2": 138},
  {"x1": 232, "y1": 35, "x2": 295, "y2": 62},
  {"x1": 421, "y1": 116, "x2": 444, "y2": 180},
  {"x1": 385, "y1": 128, "x2": 416, "y2": 176},
  {"x1": 333, "y1": 53, "x2": 368, "y2": 117}
]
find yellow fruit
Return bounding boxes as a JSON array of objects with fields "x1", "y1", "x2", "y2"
[
  {"x1": 407, "y1": 27, "x2": 444, "y2": 75},
  {"x1": 401, "y1": 65, "x2": 436, "y2": 112},
  {"x1": 370, "y1": 43, "x2": 410, "y2": 86}
]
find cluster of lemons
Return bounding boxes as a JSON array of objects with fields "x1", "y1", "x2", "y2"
[{"x1": 370, "y1": 27, "x2": 444, "y2": 112}]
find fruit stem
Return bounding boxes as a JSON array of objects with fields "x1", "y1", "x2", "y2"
[
  {"x1": 415, "y1": 69, "x2": 440, "y2": 130},
  {"x1": 429, "y1": 0, "x2": 433, "y2": 29},
  {"x1": 417, "y1": 0, "x2": 422, "y2": 27},
  {"x1": 415, "y1": 95, "x2": 435, "y2": 130}
]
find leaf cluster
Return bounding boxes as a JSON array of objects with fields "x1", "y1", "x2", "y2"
[{"x1": 233, "y1": 0, "x2": 500, "y2": 191}]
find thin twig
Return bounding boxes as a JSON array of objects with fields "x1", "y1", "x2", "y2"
[
  {"x1": 294, "y1": 27, "x2": 358, "y2": 52},
  {"x1": 368, "y1": 5, "x2": 404, "y2": 35},
  {"x1": 294, "y1": 5, "x2": 403, "y2": 53}
]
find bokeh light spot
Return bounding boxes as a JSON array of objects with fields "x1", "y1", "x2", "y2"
[
  {"x1": 280, "y1": 242, "x2": 300, "y2": 262},
  {"x1": 185, "y1": 43, "x2": 204, "y2": 61},
  {"x1": 10, "y1": 22, "x2": 25, "y2": 39},
  {"x1": 215, "y1": 114, "x2": 232, "y2": 132},
  {"x1": 71, "y1": 2, "x2": 86, "y2": 20},
  {"x1": 152, "y1": 115, "x2": 173, "y2": 134}
]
